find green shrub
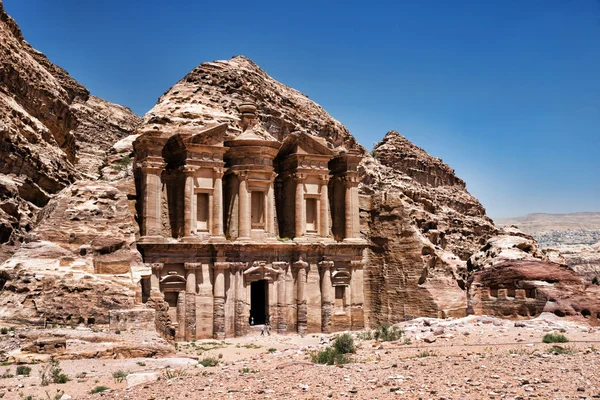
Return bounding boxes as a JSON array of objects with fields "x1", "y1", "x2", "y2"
[
  {"x1": 374, "y1": 324, "x2": 403, "y2": 342},
  {"x1": 163, "y1": 368, "x2": 187, "y2": 379},
  {"x1": 356, "y1": 331, "x2": 373, "y2": 340},
  {"x1": 136, "y1": 361, "x2": 146, "y2": 366},
  {"x1": 310, "y1": 347, "x2": 351, "y2": 365},
  {"x1": 267, "y1": 348, "x2": 277, "y2": 353},
  {"x1": 115, "y1": 330, "x2": 121, "y2": 335},
  {"x1": 543, "y1": 333, "x2": 569, "y2": 343},
  {"x1": 593, "y1": 276, "x2": 599, "y2": 285},
  {"x1": 16, "y1": 365, "x2": 31, "y2": 376},
  {"x1": 90, "y1": 386, "x2": 110, "y2": 394},
  {"x1": 416, "y1": 350, "x2": 438, "y2": 358},
  {"x1": 0, "y1": 328, "x2": 7, "y2": 335},
  {"x1": 40, "y1": 360, "x2": 69, "y2": 386},
  {"x1": 547, "y1": 346, "x2": 577, "y2": 355},
  {"x1": 333, "y1": 333, "x2": 355, "y2": 354},
  {"x1": 112, "y1": 370, "x2": 128, "y2": 383},
  {"x1": 199, "y1": 357, "x2": 219, "y2": 367}
]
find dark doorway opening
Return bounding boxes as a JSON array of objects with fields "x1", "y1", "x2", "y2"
[{"x1": 250, "y1": 280, "x2": 268, "y2": 325}]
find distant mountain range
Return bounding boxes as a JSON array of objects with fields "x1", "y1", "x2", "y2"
[{"x1": 495, "y1": 212, "x2": 600, "y2": 279}]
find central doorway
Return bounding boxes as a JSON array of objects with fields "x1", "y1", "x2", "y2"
[{"x1": 250, "y1": 280, "x2": 269, "y2": 325}]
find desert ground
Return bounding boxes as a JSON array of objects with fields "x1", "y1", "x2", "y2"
[{"x1": 2, "y1": 314, "x2": 600, "y2": 400}]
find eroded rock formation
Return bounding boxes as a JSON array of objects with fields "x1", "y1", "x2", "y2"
[
  {"x1": 0, "y1": 0, "x2": 140, "y2": 262},
  {"x1": 467, "y1": 227, "x2": 600, "y2": 324}
]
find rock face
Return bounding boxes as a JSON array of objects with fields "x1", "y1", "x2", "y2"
[
  {"x1": 467, "y1": 227, "x2": 600, "y2": 324},
  {"x1": 0, "y1": 180, "x2": 147, "y2": 325},
  {"x1": 135, "y1": 55, "x2": 498, "y2": 327},
  {"x1": 496, "y1": 213, "x2": 600, "y2": 280},
  {"x1": 0, "y1": 0, "x2": 140, "y2": 262},
  {"x1": 361, "y1": 131, "x2": 498, "y2": 323}
]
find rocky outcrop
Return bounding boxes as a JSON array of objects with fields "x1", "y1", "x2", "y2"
[
  {"x1": 467, "y1": 228, "x2": 600, "y2": 324},
  {"x1": 0, "y1": 1, "x2": 140, "y2": 261},
  {"x1": 0, "y1": 180, "x2": 148, "y2": 326},
  {"x1": 496, "y1": 213, "x2": 600, "y2": 281}
]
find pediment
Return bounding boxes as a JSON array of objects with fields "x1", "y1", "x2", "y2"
[{"x1": 277, "y1": 131, "x2": 335, "y2": 159}]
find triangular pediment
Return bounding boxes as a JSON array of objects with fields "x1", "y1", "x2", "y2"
[
  {"x1": 277, "y1": 131, "x2": 335, "y2": 158},
  {"x1": 185, "y1": 123, "x2": 229, "y2": 146}
]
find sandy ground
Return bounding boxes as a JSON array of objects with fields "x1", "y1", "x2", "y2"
[{"x1": 3, "y1": 314, "x2": 600, "y2": 399}]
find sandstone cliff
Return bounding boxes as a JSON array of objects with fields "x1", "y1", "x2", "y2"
[
  {"x1": 0, "y1": 1, "x2": 140, "y2": 262},
  {"x1": 136, "y1": 55, "x2": 498, "y2": 325}
]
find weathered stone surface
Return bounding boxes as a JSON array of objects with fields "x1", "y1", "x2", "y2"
[
  {"x1": 0, "y1": 181, "x2": 148, "y2": 326},
  {"x1": 0, "y1": 1, "x2": 140, "y2": 261},
  {"x1": 467, "y1": 228, "x2": 600, "y2": 323}
]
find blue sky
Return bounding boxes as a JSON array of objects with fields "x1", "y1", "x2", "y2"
[{"x1": 4, "y1": 0, "x2": 600, "y2": 218}]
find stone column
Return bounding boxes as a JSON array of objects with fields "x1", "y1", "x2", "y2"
[
  {"x1": 349, "y1": 260, "x2": 365, "y2": 330},
  {"x1": 183, "y1": 166, "x2": 196, "y2": 238},
  {"x1": 212, "y1": 168, "x2": 225, "y2": 238},
  {"x1": 274, "y1": 262, "x2": 288, "y2": 334},
  {"x1": 141, "y1": 163, "x2": 163, "y2": 238},
  {"x1": 319, "y1": 174, "x2": 330, "y2": 238},
  {"x1": 213, "y1": 262, "x2": 228, "y2": 339},
  {"x1": 234, "y1": 266, "x2": 246, "y2": 337},
  {"x1": 196, "y1": 263, "x2": 214, "y2": 339},
  {"x1": 294, "y1": 258, "x2": 308, "y2": 335},
  {"x1": 238, "y1": 172, "x2": 251, "y2": 240},
  {"x1": 266, "y1": 177, "x2": 276, "y2": 235},
  {"x1": 176, "y1": 289, "x2": 186, "y2": 340},
  {"x1": 319, "y1": 261, "x2": 334, "y2": 333},
  {"x1": 184, "y1": 264, "x2": 198, "y2": 340},
  {"x1": 294, "y1": 173, "x2": 306, "y2": 239},
  {"x1": 343, "y1": 174, "x2": 360, "y2": 241}
]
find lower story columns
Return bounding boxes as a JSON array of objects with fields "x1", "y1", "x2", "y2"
[
  {"x1": 213, "y1": 262, "x2": 228, "y2": 339},
  {"x1": 294, "y1": 258, "x2": 308, "y2": 335},
  {"x1": 319, "y1": 261, "x2": 334, "y2": 333}
]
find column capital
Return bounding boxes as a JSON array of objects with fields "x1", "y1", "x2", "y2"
[
  {"x1": 213, "y1": 167, "x2": 225, "y2": 178},
  {"x1": 183, "y1": 165, "x2": 197, "y2": 176},
  {"x1": 343, "y1": 174, "x2": 360, "y2": 186},
  {"x1": 149, "y1": 263, "x2": 164, "y2": 271},
  {"x1": 184, "y1": 262, "x2": 203, "y2": 270},
  {"x1": 319, "y1": 174, "x2": 331, "y2": 183},
  {"x1": 272, "y1": 261, "x2": 289, "y2": 270},
  {"x1": 350, "y1": 259, "x2": 364, "y2": 268},
  {"x1": 234, "y1": 170, "x2": 249, "y2": 180},
  {"x1": 293, "y1": 172, "x2": 307, "y2": 182},
  {"x1": 318, "y1": 261, "x2": 335, "y2": 270},
  {"x1": 213, "y1": 262, "x2": 231, "y2": 270},
  {"x1": 140, "y1": 160, "x2": 165, "y2": 173},
  {"x1": 293, "y1": 258, "x2": 309, "y2": 269}
]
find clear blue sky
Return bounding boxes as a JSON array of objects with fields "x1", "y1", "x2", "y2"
[{"x1": 4, "y1": 0, "x2": 600, "y2": 219}]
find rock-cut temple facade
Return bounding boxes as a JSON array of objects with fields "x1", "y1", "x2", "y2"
[{"x1": 133, "y1": 101, "x2": 367, "y2": 340}]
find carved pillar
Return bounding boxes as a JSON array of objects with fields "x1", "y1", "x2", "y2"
[
  {"x1": 234, "y1": 265, "x2": 246, "y2": 337},
  {"x1": 141, "y1": 163, "x2": 164, "y2": 238},
  {"x1": 176, "y1": 289, "x2": 186, "y2": 340},
  {"x1": 196, "y1": 263, "x2": 214, "y2": 339},
  {"x1": 274, "y1": 262, "x2": 288, "y2": 334},
  {"x1": 319, "y1": 261, "x2": 334, "y2": 333},
  {"x1": 212, "y1": 168, "x2": 225, "y2": 237},
  {"x1": 343, "y1": 174, "x2": 360, "y2": 240},
  {"x1": 183, "y1": 166, "x2": 196, "y2": 238},
  {"x1": 266, "y1": 175, "x2": 276, "y2": 235},
  {"x1": 294, "y1": 173, "x2": 306, "y2": 239},
  {"x1": 350, "y1": 259, "x2": 365, "y2": 330},
  {"x1": 149, "y1": 263, "x2": 163, "y2": 298},
  {"x1": 319, "y1": 174, "x2": 330, "y2": 238},
  {"x1": 294, "y1": 258, "x2": 308, "y2": 335},
  {"x1": 184, "y1": 264, "x2": 198, "y2": 340},
  {"x1": 238, "y1": 172, "x2": 251, "y2": 239},
  {"x1": 213, "y1": 262, "x2": 228, "y2": 339}
]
